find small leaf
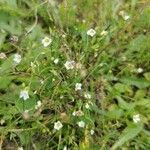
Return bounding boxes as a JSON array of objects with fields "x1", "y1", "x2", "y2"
[
  {"x1": 105, "y1": 109, "x2": 124, "y2": 119},
  {"x1": 144, "y1": 72, "x2": 150, "y2": 81},
  {"x1": 0, "y1": 76, "x2": 14, "y2": 89}
]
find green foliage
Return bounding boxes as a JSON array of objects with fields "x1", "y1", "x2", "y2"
[{"x1": 0, "y1": 0, "x2": 150, "y2": 149}]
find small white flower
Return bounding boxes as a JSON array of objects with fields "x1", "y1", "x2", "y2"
[
  {"x1": 52, "y1": 78, "x2": 55, "y2": 82},
  {"x1": 77, "y1": 121, "x2": 85, "y2": 128},
  {"x1": 60, "y1": 95, "x2": 64, "y2": 99},
  {"x1": 75, "y1": 83, "x2": 82, "y2": 91},
  {"x1": 18, "y1": 147, "x2": 24, "y2": 150},
  {"x1": 42, "y1": 36, "x2": 52, "y2": 47},
  {"x1": 87, "y1": 28, "x2": 96, "y2": 37},
  {"x1": 0, "y1": 52, "x2": 6, "y2": 59},
  {"x1": 84, "y1": 93, "x2": 91, "y2": 99},
  {"x1": 100, "y1": 30, "x2": 108, "y2": 36},
  {"x1": 13, "y1": 53, "x2": 21, "y2": 65},
  {"x1": 54, "y1": 58, "x2": 59, "y2": 64},
  {"x1": 85, "y1": 103, "x2": 90, "y2": 109},
  {"x1": 64, "y1": 60, "x2": 75, "y2": 70},
  {"x1": 20, "y1": 90, "x2": 29, "y2": 100},
  {"x1": 63, "y1": 146, "x2": 67, "y2": 150},
  {"x1": 10, "y1": 35, "x2": 18, "y2": 42},
  {"x1": 37, "y1": 100, "x2": 42, "y2": 106},
  {"x1": 62, "y1": 34, "x2": 66, "y2": 38},
  {"x1": 30, "y1": 62, "x2": 36, "y2": 68},
  {"x1": 72, "y1": 111, "x2": 76, "y2": 116},
  {"x1": 82, "y1": 19, "x2": 86, "y2": 23},
  {"x1": 0, "y1": 119, "x2": 5, "y2": 125},
  {"x1": 119, "y1": 10, "x2": 125, "y2": 16},
  {"x1": 90, "y1": 129, "x2": 95, "y2": 135},
  {"x1": 35, "y1": 101, "x2": 42, "y2": 109},
  {"x1": 54, "y1": 121, "x2": 63, "y2": 130},
  {"x1": 137, "y1": 68, "x2": 143, "y2": 73},
  {"x1": 119, "y1": 11, "x2": 130, "y2": 21},
  {"x1": 72, "y1": 110, "x2": 84, "y2": 117},
  {"x1": 133, "y1": 114, "x2": 140, "y2": 123},
  {"x1": 123, "y1": 15, "x2": 130, "y2": 21},
  {"x1": 40, "y1": 80, "x2": 44, "y2": 85}
]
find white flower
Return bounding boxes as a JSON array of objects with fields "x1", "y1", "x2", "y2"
[
  {"x1": 75, "y1": 83, "x2": 82, "y2": 91},
  {"x1": 72, "y1": 110, "x2": 84, "y2": 117},
  {"x1": 123, "y1": 15, "x2": 130, "y2": 21},
  {"x1": 18, "y1": 147, "x2": 23, "y2": 150},
  {"x1": 40, "y1": 80, "x2": 44, "y2": 84},
  {"x1": 35, "y1": 101, "x2": 42, "y2": 109},
  {"x1": 54, "y1": 58, "x2": 59, "y2": 64},
  {"x1": 37, "y1": 101, "x2": 42, "y2": 107},
  {"x1": 20, "y1": 90, "x2": 29, "y2": 100},
  {"x1": 85, "y1": 103, "x2": 90, "y2": 109},
  {"x1": 0, "y1": 119, "x2": 5, "y2": 125},
  {"x1": 84, "y1": 93, "x2": 91, "y2": 99},
  {"x1": 119, "y1": 11, "x2": 130, "y2": 21},
  {"x1": 13, "y1": 53, "x2": 21, "y2": 65},
  {"x1": 77, "y1": 121, "x2": 85, "y2": 128},
  {"x1": 42, "y1": 36, "x2": 52, "y2": 47},
  {"x1": 35, "y1": 100, "x2": 42, "y2": 109},
  {"x1": 87, "y1": 28, "x2": 96, "y2": 37},
  {"x1": 54, "y1": 121, "x2": 63, "y2": 130},
  {"x1": 63, "y1": 146, "x2": 67, "y2": 150},
  {"x1": 90, "y1": 129, "x2": 95, "y2": 135},
  {"x1": 72, "y1": 111, "x2": 76, "y2": 116},
  {"x1": 133, "y1": 114, "x2": 140, "y2": 123},
  {"x1": 62, "y1": 34, "x2": 66, "y2": 38},
  {"x1": 60, "y1": 95, "x2": 64, "y2": 99},
  {"x1": 100, "y1": 30, "x2": 108, "y2": 36},
  {"x1": 64, "y1": 60, "x2": 75, "y2": 70},
  {"x1": 30, "y1": 62, "x2": 36, "y2": 68},
  {"x1": 0, "y1": 52, "x2": 6, "y2": 59},
  {"x1": 137, "y1": 68, "x2": 143, "y2": 73},
  {"x1": 10, "y1": 35, "x2": 18, "y2": 42}
]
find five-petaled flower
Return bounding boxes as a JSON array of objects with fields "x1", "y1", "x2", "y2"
[
  {"x1": 84, "y1": 92, "x2": 91, "y2": 99},
  {"x1": 35, "y1": 101, "x2": 42, "y2": 109},
  {"x1": 54, "y1": 58, "x2": 59, "y2": 64},
  {"x1": 13, "y1": 53, "x2": 21, "y2": 65},
  {"x1": 90, "y1": 129, "x2": 95, "y2": 135},
  {"x1": 133, "y1": 114, "x2": 140, "y2": 123},
  {"x1": 20, "y1": 90, "x2": 29, "y2": 100},
  {"x1": 87, "y1": 28, "x2": 96, "y2": 37},
  {"x1": 64, "y1": 60, "x2": 75, "y2": 70},
  {"x1": 54, "y1": 121, "x2": 63, "y2": 130},
  {"x1": 100, "y1": 30, "x2": 108, "y2": 36},
  {"x1": 75, "y1": 83, "x2": 82, "y2": 91},
  {"x1": 85, "y1": 103, "x2": 90, "y2": 109},
  {"x1": 77, "y1": 121, "x2": 85, "y2": 128},
  {"x1": 137, "y1": 68, "x2": 143, "y2": 73},
  {"x1": 42, "y1": 36, "x2": 52, "y2": 47}
]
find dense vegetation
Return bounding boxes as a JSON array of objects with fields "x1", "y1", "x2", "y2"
[{"x1": 0, "y1": 0, "x2": 150, "y2": 149}]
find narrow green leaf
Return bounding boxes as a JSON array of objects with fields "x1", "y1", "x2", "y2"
[
  {"x1": 120, "y1": 77, "x2": 150, "y2": 89},
  {"x1": 111, "y1": 124, "x2": 143, "y2": 150}
]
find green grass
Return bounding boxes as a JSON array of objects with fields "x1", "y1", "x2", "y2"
[{"x1": 0, "y1": 0, "x2": 150, "y2": 149}]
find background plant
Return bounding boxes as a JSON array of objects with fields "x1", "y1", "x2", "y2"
[{"x1": 0, "y1": 0, "x2": 150, "y2": 149}]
